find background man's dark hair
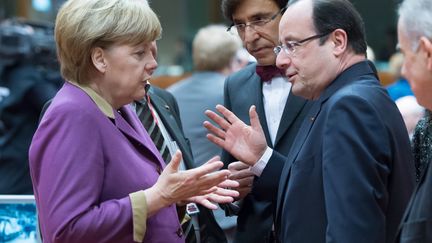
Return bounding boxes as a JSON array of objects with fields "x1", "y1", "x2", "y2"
[
  {"x1": 221, "y1": 0, "x2": 288, "y2": 21},
  {"x1": 289, "y1": 0, "x2": 367, "y2": 55}
]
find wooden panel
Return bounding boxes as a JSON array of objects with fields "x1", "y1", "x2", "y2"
[
  {"x1": 378, "y1": 71, "x2": 396, "y2": 86},
  {"x1": 150, "y1": 73, "x2": 192, "y2": 89}
]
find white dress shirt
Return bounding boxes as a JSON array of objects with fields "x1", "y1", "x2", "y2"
[{"x1": 251, "y1": 75, "x2": 291, "y2": 176}]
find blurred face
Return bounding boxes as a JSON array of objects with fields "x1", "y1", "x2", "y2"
[
  {"x1": 232, "y1": 0, "x2": 281, "y2": 66},
  {"x1": 96, "y1": 41, "x2": 158, "y2": 108},
  {"x1": 398, "y1": 20, "x2": 432, "y2": 109},
  {"x1": 275, "y1": 0, "x2": 335, "y2": 100}
]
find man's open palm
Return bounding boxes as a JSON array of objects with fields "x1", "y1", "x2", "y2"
[{"x1": 204, "y1": 105, "x2": 267, "y2": 166}]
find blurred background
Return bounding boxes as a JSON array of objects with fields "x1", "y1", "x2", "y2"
[{"x1": 1, "y1": 0, "x2": 403, "y2": 77}]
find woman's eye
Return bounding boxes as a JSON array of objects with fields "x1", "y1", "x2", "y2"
[{"x1": 134, "y1": 50, "x2": 146, "y2": 58}]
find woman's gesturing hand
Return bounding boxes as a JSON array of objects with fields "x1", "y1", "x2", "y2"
[{"x1": 145, "y1": 151, "x2": 237, "y2": 214}]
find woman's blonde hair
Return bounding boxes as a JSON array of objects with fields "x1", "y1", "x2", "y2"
[{"x1": 55, "y1": 0, "x2": 162, "y2": 83}]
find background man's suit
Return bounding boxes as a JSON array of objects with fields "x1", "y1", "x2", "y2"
[
  {"x1": 254, "y1": 61, "x2": 415, "y2": 243},
  {"x1": 398, "y1": 113, "x2": 432, "y2": 243},
  {"x1": 145, "y1": 86, "x2": 227, "y2": 243},
  {"x1": 398, "y1": 160, "x2": 432, "y2": 242},
  {"x1": 221, "y1": 63, "x2": 311, "y2": 243},
  {"x1": 167, "y1": 72, "x2": 237, "y2": 234}
]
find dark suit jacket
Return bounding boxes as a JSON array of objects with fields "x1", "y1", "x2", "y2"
[
  {"x1": 147, "y1": 86, "x2": 227, "y2": 243},
  {"x1": 398, "y1": 161, "x2": 432, "y2": 242},
  {"x1": 221, "y1": 63, "x2": 312, "y2": 243},
  {"x1": 254, "y1": 61, "x2": 415, "y2": 243}
]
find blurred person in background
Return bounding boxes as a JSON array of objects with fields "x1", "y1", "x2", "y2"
[
  {"x1": 397, "y1": 0, "x2": 432, "y2": 241},
  {"x1": 230, "y1": 48, "x2": 256, "y2": 73},
  {"x1": 0, "y1": 18, "x2": 61, "y2": 194},
  {"x1": 29, "y1": 0, "x2": 238, "y2": 242},
  {"x1": 366, "y1": 45, "x2": 376, "y2": 62},
  {"x1": 167, "y1": 24, "x2": 243, "y2": 242},
  {"x1": 386, "y1": 52, "x2": 414, "y2": 101},
  {"x1": 168, "y1": 24, "x2": 242, "y2": 167},
  {"x1": 395, "y1": 96, "x2": 424, "y2": 140},
  {"x1": 216, "y1": 0, "x2": 313, "y2": 242}
]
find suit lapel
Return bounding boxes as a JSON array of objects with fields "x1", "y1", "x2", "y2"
[
  {"x1": 148, "y1": 92, "x2": 195, "y2": 169},
  {"x1": 275, "y1": 101, "x2": 322, "y2": 223},
  {"x1": 251, "y1": 75, "x2": 273, "y2": 147},
  {"x1": 274, "y1": 92, "x2": 307, "y2": 146},
  {"x1": 114, "y1": 106, "x2": 164, "y2": 168}
]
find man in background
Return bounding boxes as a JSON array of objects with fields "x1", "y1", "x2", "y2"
[
  {"x1": 168, "y1": 24, "x2": 242, "y2": 166},
  {"x1": 397, "y1": 0, "x2": 432, "y2": 241},
  {"x1": 168, "y1": 24, "x2": 243, "y2": 241},
  {"x1": 217, "y1": 0, "x2": 312, "y2": 242}
]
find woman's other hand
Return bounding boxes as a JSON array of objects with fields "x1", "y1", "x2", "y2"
[{"x1": 145, "y1": 151, "x2": 235, "y2": 215}]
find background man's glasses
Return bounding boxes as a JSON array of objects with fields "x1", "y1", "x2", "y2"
[
  {"x1": 227, "y1": 7, "x2": 287, "y2": 36},
  {"x1": 273, "y1": 32, "x2": 330, "y2": 56}
]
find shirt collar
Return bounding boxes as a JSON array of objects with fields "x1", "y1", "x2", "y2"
[{"x1": 69, "y1": 81, "x2": 115, "y2": 119}]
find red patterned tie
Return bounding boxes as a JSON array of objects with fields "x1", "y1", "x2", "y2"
[{"x1": 256, "y1": 65, "x2": 282, "y2": 82}]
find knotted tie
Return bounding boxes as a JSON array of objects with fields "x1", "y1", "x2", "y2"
[
  {"x1": 256, "y1": 65, "x2": 282, "y2": 82},
  {"x1": 136, "y1": 95, "x2": 172, "y2": 163}
]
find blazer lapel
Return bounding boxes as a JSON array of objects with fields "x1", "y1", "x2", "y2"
[
  {"x1": 251, "y1": 75, "x2": 273, "y2": 147},
  {"x1": 275, "y1": 101, "x2": 322, "y2": 223},
  {"x1": 114, "y1": 106, "x2": 164, "y2": 167},
  {"x1": 274, "y1": 92, "x2": 307, "y2": 146}
]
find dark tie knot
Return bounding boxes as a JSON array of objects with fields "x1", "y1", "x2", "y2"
[{"x1": 256, "y1": 65, "x2": 283, "y2": 82}]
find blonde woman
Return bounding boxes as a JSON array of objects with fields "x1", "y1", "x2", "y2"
[{"x1": 29, "y1": 0, "x2": 238, "y2": 242}]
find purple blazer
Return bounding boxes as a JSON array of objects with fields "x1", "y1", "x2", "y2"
[{"x1": 29, "y1": 82, "x2": 184, "y2": 243}]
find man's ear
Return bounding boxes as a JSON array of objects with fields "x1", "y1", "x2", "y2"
[
  {"x1": 330, "y1": 29, "x2": 348, "y2": 56},
  {"x1": 91, "y1": 47, "x2": 107, "y2": 73},
  {"x1": 419, "y1": 36, "x2": 432, "y2": 71}
]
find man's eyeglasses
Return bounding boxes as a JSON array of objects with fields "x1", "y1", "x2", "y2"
[
  {"x1": 227, "y1": 7, "x2": 287, "y2": 36},
  {"x1": 273, "y1": 32, "x2": 330, "y2": 56}
]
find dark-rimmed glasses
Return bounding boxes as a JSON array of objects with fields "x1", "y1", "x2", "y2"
[
  {"x1": 227, "y1": 7, "x2": 287, "y2": 36},
  {"x1": 273, "y1": 32, "x2": 330, "y2": 56}
]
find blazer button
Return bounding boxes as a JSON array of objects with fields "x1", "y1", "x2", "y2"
[{"x1": 176, "y1": 227, "x2": 183, "y2": 237}]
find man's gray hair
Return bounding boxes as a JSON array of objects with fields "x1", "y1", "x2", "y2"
[{"x1": 398, "y1": 0, "x2": 432, "y2": 51}]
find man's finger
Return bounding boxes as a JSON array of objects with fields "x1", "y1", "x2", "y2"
[
  {"x1": 203, "y1": 121, "x2": 226, "y2": 139},
  {"x1": 206, "y1": 133, "x2": 228, "y2": 150},
  {"x1": 206, "y1": 193, "x2": 236, "y2": 204},
  {"x1": 228, "y1": 161, "x2": 250, "y2": 171},
  {"x1": 215, "y1": 104, "x2": 242, "y2": 125},
  {"x1": 218, "y1": 179, "x2": 240, "y2": 188},
  {"x1": 229, "y1": 169, "x2": 255, "y2": 180},
  {"x1": 205, "y1": 109, "x2": 231, "y2": 131},
  {"x1": 236, "y1": 177, "x2": 254, "y2": 187},
  {"x1": 249, "y1": 105, "x2": 263, "y2": 131},
  {"x1": 214, "y1": 187, "x2": 240, "y2": 198}
]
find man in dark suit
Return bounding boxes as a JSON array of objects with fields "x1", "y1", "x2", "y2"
[
  {"x1": 205, "y1": 0, "x2": 415, "y2": 242},
  {"x1": 219, "y1": 0, "x2": 312, "y2": 242},
  {"x1": 397, "y1": 0, "x2": 432, "y2": 241},
  {"x1": 135, "y1": 84, "x2": 228, "y2": 243}
]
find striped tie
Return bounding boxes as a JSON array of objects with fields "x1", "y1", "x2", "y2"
[{"x1": 136, "y1": 96, "x2": 172, "y2": 164}]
